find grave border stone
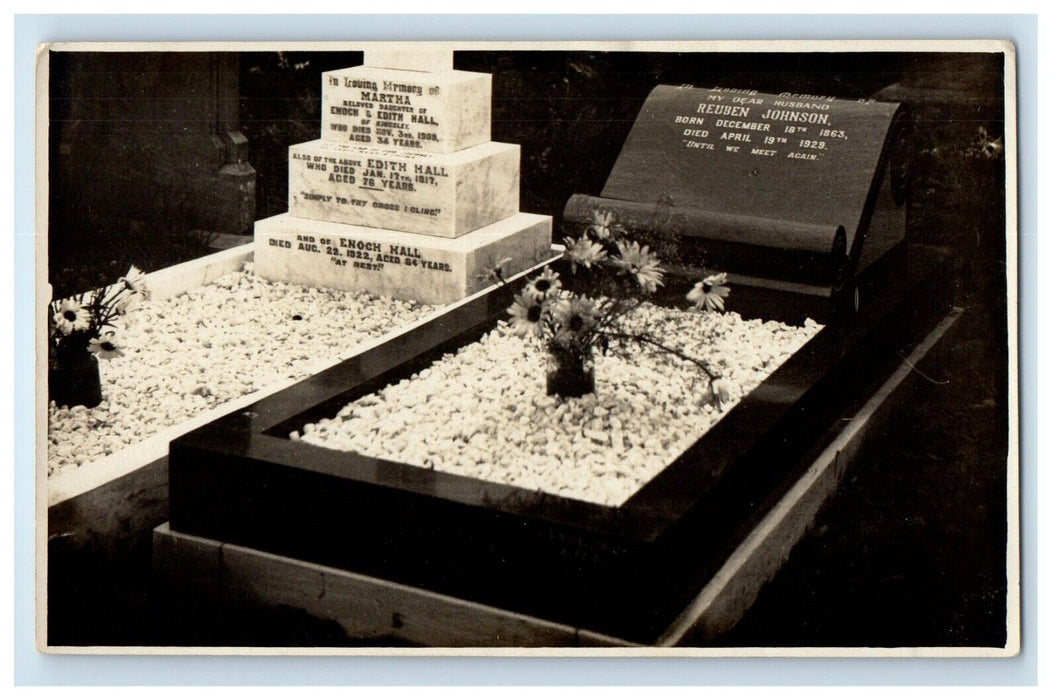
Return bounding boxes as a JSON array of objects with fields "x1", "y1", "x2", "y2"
[
  {"x1": 166, "y1": 244, "x2": 954, "y2": 643},
  {"x1": 152, "y1": 300, "x2": 964, "y2": 647}
]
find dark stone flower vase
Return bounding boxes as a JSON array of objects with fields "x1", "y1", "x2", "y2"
[
  {"x1": 546, "y1": 347, "x2": 595, "y2": 398},
  {"x1": 49, "y1": 352, "x2": 103, "y2": 409}
]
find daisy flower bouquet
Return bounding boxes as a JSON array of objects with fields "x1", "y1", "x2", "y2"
[
  {"x1": 48, "y1": 265, "x2": 148, "y2": 407},
  {"x1": 492, "y1": 209, "x2": 734, "y2": 401}
]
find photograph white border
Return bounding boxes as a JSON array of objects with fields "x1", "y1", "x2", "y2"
[{"x1": 13, "y1": 13, "x2": 1038, "y2": 686}]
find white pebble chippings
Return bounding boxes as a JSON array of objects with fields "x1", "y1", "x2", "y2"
[
  {"x1": 299, "y1": 304, "x2": 823, "y2": 507},
  {"x1": 47, "y1": 266, "x2": 437, "y2": 476}
]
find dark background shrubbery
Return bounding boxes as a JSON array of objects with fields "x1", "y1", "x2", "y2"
[{"x1": 50, "y1": 50, "x2": 1005, "y2": 304}]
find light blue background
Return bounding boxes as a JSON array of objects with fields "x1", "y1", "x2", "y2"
[{"x1": 14, "y1": 13, "x2": 1038, "y2": 686}]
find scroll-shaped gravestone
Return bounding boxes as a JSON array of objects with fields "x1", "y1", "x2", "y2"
[{"x1": 564, "y1": 86, "x2": 909, "y2": 294}]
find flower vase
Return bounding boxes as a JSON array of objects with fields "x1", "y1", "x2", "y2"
[
  {"x1": 49, "y1": 350, "x2": 103, "y2": 409},
  {"x1": 546, "y1": 346, "x2": 595, "y2": 398}
]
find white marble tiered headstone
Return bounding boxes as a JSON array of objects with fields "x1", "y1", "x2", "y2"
[
  {"x1": 287, "y1": 140, "x2": 520, "y2": 237},
  {"x1": 255, "y1": 50, "x2": 552, "y2": 305}
]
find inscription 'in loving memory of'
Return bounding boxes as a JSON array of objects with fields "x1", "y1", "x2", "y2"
[
  {"x1": 326, "y1": 76, "x2": 444, "y2": 151},
  {"x1": 674, "y1": 87, "x2": 864, "y2": 161},
  {"x1": 268, "y1": 234, "x2": 455, "y2": 274}
]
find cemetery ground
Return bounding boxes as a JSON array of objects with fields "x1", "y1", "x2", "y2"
[
  {"x1": 45, "y1": 286, "x2": 1007, "y2": 647},
  {"x1": 45, "y1": 173, "x2": 1009, "y2": 649}
]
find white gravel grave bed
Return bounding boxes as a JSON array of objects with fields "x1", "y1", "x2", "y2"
[
  {"x1": 47, "y1": 265, "x2": 438, "y2": 476},
  {"x1": 297, "y1": 304, "x2": 823, "y2": 507}
]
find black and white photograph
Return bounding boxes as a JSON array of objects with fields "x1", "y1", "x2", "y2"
[{"x1": 36, "y1": 40, "x2": 1018, "y2": 652}]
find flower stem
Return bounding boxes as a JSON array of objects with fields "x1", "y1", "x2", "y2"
[{"x1": 602, "y1": 330, "x2": 720, "y2": 379}]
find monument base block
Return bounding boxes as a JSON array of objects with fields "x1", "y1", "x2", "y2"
[{"x1": 254, "y1": 212, "x2": 553, "y2": 305}]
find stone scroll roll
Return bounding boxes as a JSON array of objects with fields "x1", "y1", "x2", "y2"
[
  {"x1": 564, "y1": 85, "x2": 908, "y2": 289},
  {"x1": 564, "y1": 196, "x2": 847, "y2": 286}
]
